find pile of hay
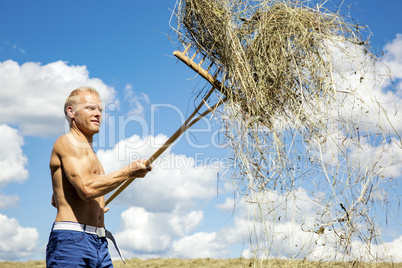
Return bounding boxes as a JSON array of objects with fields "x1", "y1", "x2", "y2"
[
  {"x1": 175, "y1": 0, "x2": 365, "y2": 128},
  {"x1": 171, "y1": 0, "x2": 398, "y2": 262}
]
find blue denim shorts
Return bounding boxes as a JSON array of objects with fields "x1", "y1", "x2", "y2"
[{"x1": 46, "y1": 229, "x2": 113, "y2": 268}]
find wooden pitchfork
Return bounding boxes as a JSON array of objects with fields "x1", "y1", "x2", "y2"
[{"x1": 105, "y1": 44, "x2": 227, "y2": 205}]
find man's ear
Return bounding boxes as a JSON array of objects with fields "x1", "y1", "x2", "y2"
[{"x1": 66, "y1": 106, "x2": 75, "y2": 119}]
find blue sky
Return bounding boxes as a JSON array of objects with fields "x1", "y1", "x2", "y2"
[{"x1": 0, "y1": 0, "x2": 401, "y2": 262}]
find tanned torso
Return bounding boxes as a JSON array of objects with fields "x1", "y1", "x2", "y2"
[
  {"x1": 50, "y1": 133, "x2": 105, "y2": 227},
  {"x1": 50, "y1": 91, "x2": 151, "y2": 228}
]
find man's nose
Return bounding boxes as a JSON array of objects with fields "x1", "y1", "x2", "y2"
[{"x1": 94, "y1": 108, "x2": 102, "y2": 116}]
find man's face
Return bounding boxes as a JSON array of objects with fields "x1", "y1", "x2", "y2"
[{"x1": 72, "y1": 92, "x2": 103, "y2": 135}]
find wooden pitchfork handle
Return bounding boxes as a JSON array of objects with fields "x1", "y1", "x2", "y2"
[
  {"x1": 105, "y1": 46, "x2": 226, "y2": 205},
  {"x1": 105, "y1": 95, "x2": 227, "y2": 205}
]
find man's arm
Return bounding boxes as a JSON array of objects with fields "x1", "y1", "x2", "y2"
[{"x1": 55, "y1": 135, "x2": 150, "y2": 201}]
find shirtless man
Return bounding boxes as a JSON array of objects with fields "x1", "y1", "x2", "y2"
[{"x1": 46, "y1": 87, "x2": 151, "y2": 267}]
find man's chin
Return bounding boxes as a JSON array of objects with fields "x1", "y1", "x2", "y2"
[{"x1": 87, "y1": 126, "x2": 100, "y2": 135}]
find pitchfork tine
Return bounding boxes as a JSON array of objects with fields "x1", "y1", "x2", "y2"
[
  {"x1": 183, "y1": 44, "x2": 191, "y2": 54},
  {"x1": 191, "y1": 49, "x2": 199, "y2": 61},
  {"x1": 206, "y1": 61, "x2": 214, "y2": 72},
  {"x1": 198, "y1": 55, "x2": 206, "y2": 66}
]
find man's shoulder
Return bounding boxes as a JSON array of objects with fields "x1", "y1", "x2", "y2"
[
  {"x1": 54, "y1": 134, "x2": 68, "y2": 145},
  {"x1": 52, "y1": 134, "x2": 90, "y2": 157},
  {"x1": 49, "y1": 135, "x2": 69, "y2": 169},
  {"x1": 53, "y1": 134, "x2": 71, "y2": 151}
]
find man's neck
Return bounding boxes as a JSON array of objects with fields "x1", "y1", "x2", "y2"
[{"x1": 67, "y1": 127, "x2": 94, "y2": 150}]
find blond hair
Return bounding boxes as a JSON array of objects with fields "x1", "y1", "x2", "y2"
[{"x1": 64, "y1": 86, "x2": 100, "y2": 115}]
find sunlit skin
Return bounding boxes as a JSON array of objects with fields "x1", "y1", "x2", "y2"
[{"x1": 50, "y1": 91, "x2": 151, "y2": 227}]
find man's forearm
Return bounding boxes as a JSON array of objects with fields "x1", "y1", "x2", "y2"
[
  {"x1": 72, "y1": 160, "x2": 150, "y2": 201},
  {"x1": 78, "y1": 167, "x2": 132, "y2": 201}
]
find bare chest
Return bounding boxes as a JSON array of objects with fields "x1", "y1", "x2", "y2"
[{"x1": 86, "y1": 150, "x2": 104, "y2": 175}]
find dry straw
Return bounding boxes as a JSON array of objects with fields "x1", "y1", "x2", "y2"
[
  {"x1": 176, "y1": 0, "x2": 362, "y2": 126},
  {"x1": 172, "y1": 0, "x2": 399, "y2": 262}
]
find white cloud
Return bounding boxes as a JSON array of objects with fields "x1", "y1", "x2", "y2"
[
  {"x1": 124, "y1": 84, "x2": 150, "y2": 116},
  {"x1": 99, "y1": 133, "x2": 230, "y2": 259},
  {"x1": 384, "y1": 33, "x2": 402, "y2": 80},
  {"x1": 132, "y1": 153, "x2": 219, "y2": 211},
  {"x1": 0, "y1": 124, "x2": 28, "y2": 186},
  {"x1": 322, "y1": 38, "x2": 402, "y2": 134},
  {"x1": 351, "y1": 236, "x2": 402, "y2": 263},
  {"x1": 215, "y1": 190, "x2": 402, "y2": 262},
  {"x1": 115, "y1": 206, "x2": 204, "y2": 259},
  {"x1": 0, "y1": 214, "x2": 38, "y2": 261},
  {"x1": 349, "y1": 136, "x2": 402, "y2": 178},
  {"x1": 0, "y1": 194, "x2": 19, "y2": 209},
  {"x1": 98, "y1": 134, "x2": 220, "y2": 211},
  {"x1": 110, "y1": 187, "x2": 401, "y2": 261},
  {"x1": 97, "y1": 134, "x2": 167, "y2": 175},
  {"x1": 0, "y1": 60, "x2": 116, "y2": 137},
  {"x1": 113, "y1": 205, "x2": 231, "y2": 260},
  {"x1": 12, "y1": 43, "x2": 25, "y2": 55},
  {"x1": 306, "y1": 125, "x2": 402, "y2": 179},
  {"x1": 302, "y1": 35, "x2": 402, "y2": 178},
  {"x1": 171, "y1": 232, "x2": 228, "y2": 259},
  {"x1": 116, "y1": 207, "x2": 176, "y2": 254}
]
